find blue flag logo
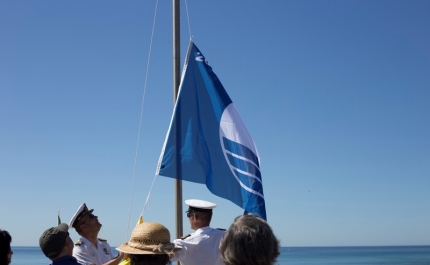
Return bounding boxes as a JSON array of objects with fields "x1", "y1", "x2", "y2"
[{"x1": 156, "y1": 41, "x2": 266, "y2": 220}]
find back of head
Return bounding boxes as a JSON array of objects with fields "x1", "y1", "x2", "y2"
[
  {"x1": 185, "y1": 199, "x2": 215, "y2": 227},
  {"x1": 117, "y1": 222, "x2": 178, "y2": 254},
  {"x1": 39, "y1": 224, "x2": 70, "y2": 260},
  {"x1": 116, "y1": 222, "x2": 180, "y2": 265},
  {"x1": 128, "y1": 254, "x2": 171, "y2": 265},
  {"x1": 220, "y1": 215, "x2": 280, "y2": 265},
  {"x1": 0, "y1": 229, "x2": 12, "y2": 265}
]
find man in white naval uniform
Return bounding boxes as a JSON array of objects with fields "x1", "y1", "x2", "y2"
[
  {"x1": 170, "y1": 199, "x2": 226, "y2": 265},
  {"x1": 69, "y1": 203, "x2": 124, "y2": 265}
]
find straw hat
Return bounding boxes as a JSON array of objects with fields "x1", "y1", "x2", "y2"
[{"x1": 116, "y1": 222, "x2": 181, "y2": 255}]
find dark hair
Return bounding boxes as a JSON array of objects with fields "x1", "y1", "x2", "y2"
[
  {"x1": 220, "y1": 215, "x2": 280, "y2": 265},
  {"x1": 0, "y1": 229, "x2": 12, "y2": 265},
  {"x1": 129, "y1": 254, "x2": 171, "y2": 265},
  {"x1": 195, "y1": 211, "x2": 212, "y2": 222}
]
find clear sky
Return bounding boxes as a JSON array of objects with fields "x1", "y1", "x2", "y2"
[{"x1": 1, "y1": 1, "x2": 429, "y2": 247}]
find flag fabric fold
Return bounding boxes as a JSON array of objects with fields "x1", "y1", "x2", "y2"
[{"x1": 156, "y1": 41, "x2": 266, "y2": 220}]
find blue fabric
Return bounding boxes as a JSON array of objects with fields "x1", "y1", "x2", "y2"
[
  {"x1": 51, "y1": 255, "x2": 80, "y2": 265},
  {"x1": 156, "y1": 41, "x2": 266, "y2": 220}
]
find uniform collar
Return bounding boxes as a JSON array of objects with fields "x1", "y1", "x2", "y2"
[
  {"x1": 80, "y1": 236, "x2": 103, "y2": 248},
  {"x1": 194, "y1": 226, "x2": 211, "y2": 234}
]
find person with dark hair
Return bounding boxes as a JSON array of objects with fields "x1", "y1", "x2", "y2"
[
  {"x1": 0, "y1": 229, "x2": 12, "y2": 265},
  {"x1": 219, "y1": 214, "x2": 280, "y2": 265},
  {"x1": 69, "y1": 203, "x2": 124, "y2": 265},
  {"x1": 170, "y1": 199, "x2": 226, "y2": 265},
  {"x1": 39, "y1": 223, "x2": 80, "y2": 265},
  {"x1": 116, "y1": 222, "x2": 181, "y2": 265}
]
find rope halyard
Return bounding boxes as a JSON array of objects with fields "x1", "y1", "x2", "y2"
[
  {"x1": 127, "y1": 0, "x2": 196, "y2": 240},
  {"x1": 184, "y1": 0, "x2": 192, "y2": 40},
  {"x1": 126, "y1": 0, "x2": 160, "y2": 240}
]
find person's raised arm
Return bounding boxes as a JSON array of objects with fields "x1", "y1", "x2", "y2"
[{"x1": 101, "y1": 251, "x2": 124, "y2": 265}]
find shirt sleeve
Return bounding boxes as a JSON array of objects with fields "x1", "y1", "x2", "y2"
[{"x1": 170, "y1": 239, "x2": 187, "y2": 262}]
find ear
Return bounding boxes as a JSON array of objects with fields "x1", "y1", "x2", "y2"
[
  {"x1": 78, "y1": 223, "x2": 87, "y2": 231},
  {"x1": 65, "y1": 237, "x2": 73, "y2": 248}
]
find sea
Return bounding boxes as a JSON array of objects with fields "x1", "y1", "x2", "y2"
[{"x1": 9, "y1": 246, "x2": 430, "y2": 265}]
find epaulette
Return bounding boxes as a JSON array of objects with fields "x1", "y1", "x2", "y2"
[
  {"x1": 98, "y1": 238, "x2": 107, "y2": 242},
  {"x1": 75, "y1": 240, "x2": 83, "y2": 245},
  {"x1": 216, "y1": 228, "x2": 226, "y2": 231},
  {"x1": 180, "y1": 234, "x2": 191, "y2": 240}
]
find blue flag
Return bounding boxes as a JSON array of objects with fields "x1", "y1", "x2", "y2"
[{"x1": 156, "y1": 41, "x2": 266, "y2": 220}]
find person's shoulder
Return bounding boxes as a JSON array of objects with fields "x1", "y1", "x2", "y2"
[
  {"x1": 63, "y1": 255, "x2": 81, "y2": 265},
  {"x1": 210, "y1": 227, "x2": 226, "y2": 233},
  {"x1": 74, "y1": 240, "x2": 83, "y2": 246},
  {"x1": 98, "y1": 238, "x2": 111, "y2": 247},
  {"x1": 180, "y1": 234, "x2": 192, "y2": 240},
  {"x1": 206, "y1": 227, "x2": 226, "y2": 237},
  {"x1": 173, "y1": 232, "x2": 197, "y2": 242}
]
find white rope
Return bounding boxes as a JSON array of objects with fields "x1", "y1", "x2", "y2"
[
  {"x1": 126, "y1": 0, "x2": 160, "y2": 239},
  {"x1": 128, "y1": 0, "x2": 195, "y2": 237},
  {"x1": 184, "y1": 0, "x2": 193, "y2": 41},
  {"x1": 139, "y1": 0, "x2": 194, "y2": 222},
  {"x1": 140, "y1": 170, "x2": 158, "y2": 217}
]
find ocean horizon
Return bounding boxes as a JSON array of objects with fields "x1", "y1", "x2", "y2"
[{"x1": 10, "y1": 245, "x2": 430, "y2": 265}]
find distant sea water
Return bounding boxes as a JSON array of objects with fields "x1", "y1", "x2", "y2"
[
  {"x1": 10, "y1": 246, "x2": 430, "y2": 265},
  {"x1": 278, "y1": 246, "x2": 430, "y2": 264}
]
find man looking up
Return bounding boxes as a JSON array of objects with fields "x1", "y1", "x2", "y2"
[
  {"x1": 69, "y1": 203, "x2": 124, "y2": 265},
  {"x1": 39, "y1": 223, "x2": 80, "y2": 265},
  {"x1": 170, "y1": 199, "x2": 226, "y2": 265}
]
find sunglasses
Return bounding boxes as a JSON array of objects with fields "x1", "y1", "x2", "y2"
[
  {"x1": 81, "y1": 214, "x2": 95, "y2": 224},
  {"x1": 186, "y1": 211, "x2": 195, "y2": 218}
]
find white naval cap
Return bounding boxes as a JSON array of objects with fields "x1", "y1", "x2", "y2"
[
  {"x1": 185, "y1": 199, "x2": 216, "y2": 212},
  {"x1": 69, "y1": 203, "x2": 94, "y2": 229}
]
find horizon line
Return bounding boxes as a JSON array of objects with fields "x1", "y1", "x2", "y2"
[{"x1": 12, "y1": 244, "x2": 430, "y2": 248}]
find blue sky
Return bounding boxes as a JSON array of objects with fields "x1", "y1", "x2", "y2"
[{"x1": 1, "y1": 1, "x2": 429, "y2": 247}]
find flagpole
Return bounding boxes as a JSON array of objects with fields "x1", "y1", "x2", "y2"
[{"x1": 173, "y1": 0, "x2": 183, "y2": 248}]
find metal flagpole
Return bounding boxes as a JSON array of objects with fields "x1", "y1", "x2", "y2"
[{"x1": 173, "y1": 0, "x2": 183, "y2": 256}]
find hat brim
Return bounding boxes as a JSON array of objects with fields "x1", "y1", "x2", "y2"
[
  {"x1": 116, "y1": 242, "x2": 181, "y2": 255},
  {"x1": 81, "y1": 209, "x2": 94, "y2": 218},
  {"x1": 69, "y1": 202, "x2": 95, "y2": 228},
  {"x1": 185, "y1": 199, "x2": 216, "y2": 210}
]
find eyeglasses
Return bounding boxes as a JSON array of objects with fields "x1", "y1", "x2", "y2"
[{"x1": 186, "y1": 211, "x2": 195, "y2": 218}]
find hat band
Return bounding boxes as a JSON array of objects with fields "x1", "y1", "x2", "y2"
[
  {"x1": 127, "y1": 242, "x2": 177, "y2": 253},
  {"x1": 187, "y1": 206, "x2": 212, "y2": 213}
]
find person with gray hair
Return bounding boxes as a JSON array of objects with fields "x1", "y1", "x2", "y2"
[{"x1": 219, "y1": 214, "x2": 280, "y2": 265}]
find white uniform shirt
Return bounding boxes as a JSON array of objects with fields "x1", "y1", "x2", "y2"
[
  {"x1": 73, "y1": 237, "x2": 115, "y2": 265},
  {"x1": 171, "y1": 226, "x2": 226, "y2": 265}
]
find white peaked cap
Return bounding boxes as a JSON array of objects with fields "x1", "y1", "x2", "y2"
[
  {"x1": 185, "y1": 199, "x2": 217, "y2": 210},
  {"x1": 69, "y1": 203, "x2": 93, "y2": 229}
]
